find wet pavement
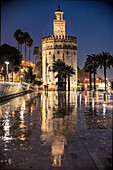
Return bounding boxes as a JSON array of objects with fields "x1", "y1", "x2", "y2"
[{"x1": 0, "y1": 90, "x2": 112, "y2": 169}]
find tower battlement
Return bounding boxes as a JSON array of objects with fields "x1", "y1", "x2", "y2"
[{"x1": 42, "y1": 35, "x2": 77, "y2": 44}]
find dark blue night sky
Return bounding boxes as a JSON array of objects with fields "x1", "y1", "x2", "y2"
[{"x1": 1, "y1": 0, "x2": 113, "y2": 79}]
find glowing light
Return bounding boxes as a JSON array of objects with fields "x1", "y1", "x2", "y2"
[
  {"x1": 2, "y1": 115, "x2": 13, "y2": 142},
  {"x1": 85, "y1": 96, "x2": 87, "y2": 105},
  {"x1": 31, "y1": 106, "x2": 33, "y2": 113},
  {"x1": 92, "y1": 98, "x2": 94, "y2": 108},
  {"x1": 98, "y1": 83, "x2": 105, "y2": 88},
  {"x1": 20, "y1": 109, "x2": 24, "y2": 120},
  {"x1": 80, "y1": 94, "x2": 82, "y2": 105},
  {"x1": 0, "y1": 106, "x2": 2, "y2": 115},
  {"x1": 102, "y1": 101, "x2": 106, "y2": 116},
  {"x1": 5, "y1": 61, "x2": 9, "y2": 65},
  {"x1": 96, "y1": 91, "x2": 99, "y2": 103},
  {"x1": 12, "y1": 111, "x2": 15, "y2": 118},
  {"x1": 22, "y1": 100, "x2": 26, "y2": 111}
]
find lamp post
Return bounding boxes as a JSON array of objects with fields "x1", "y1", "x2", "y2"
[
  {"x1": 5, "y1": 61, "x2": 9, "y2": 81},
  {"x1": 21, "y1": 68, "x2": 23, "y2": 84}
]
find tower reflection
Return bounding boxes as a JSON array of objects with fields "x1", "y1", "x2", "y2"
[{"x1": 41, "y1": 91, "x2": 77, "y2": 167}]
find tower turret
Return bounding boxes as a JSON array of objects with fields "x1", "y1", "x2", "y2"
[{"x1": 53, "y1": 5, "x2": 65, "y2": 36}]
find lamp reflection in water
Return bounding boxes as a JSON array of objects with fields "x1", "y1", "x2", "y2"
[
  {"x1": 2, "y1": 110, "x2": 13, "y2": 144},
  {"x1": 84, "y1": 91, "x2": 87, "y2": 106},
  {"x1": 80, "y1": 92, "x2": 82, "y2": 106},
  {"x1": 22, "y1": 99, "x2": 26, "y2": 111},
  {"x1": 41, "y1": 91, "x2": 77, "y2": 167},
  {"x1": 102, "y1": 101, "x2": 106, "y2": 118},
  {"x1": 19, "y1": 99, "x2": 26, "y2": 141},
  {"x1": 92, "y1": 97, "x2": 95, "y2": 110},
  {"x1": 0, "y1": 106, "x2": 2, "y2": 116}
]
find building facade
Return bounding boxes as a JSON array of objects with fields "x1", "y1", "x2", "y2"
[{"x1": 42, "y1": 6, "x2": 77, "y2": 90}]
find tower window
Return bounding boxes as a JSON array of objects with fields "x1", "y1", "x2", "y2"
[
  {"x1": 57, "y1": 51, "x2": 60, "y2": 54},
  {"x1": 63, "y1": 53, "x2": 64, "y2": 61},
  {"x1": 49, "y1": 52, "x2": 51, "y2": 55},
  {"x1": 74, "y1": 52, "x2": 75, "y2": 55},
  {"x1": 53, "y1": 54, "x2": 55, "y2": 61},
  {"x1": 48, "y1": 66, "x2": 51, "y2": 71},
  {"x1": 67, "y1": 51, "x2": 69, "y2": 54}
]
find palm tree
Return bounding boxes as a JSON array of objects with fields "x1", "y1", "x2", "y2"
[
  {"x1": 97, "y1": 51, "x2": 113, "y2": 91},
  {"x1": 14, "y1": 29, "x2": 23, "y2": 50},
  {"x1": 27, "y1": 38, "x2": 33, "y2": 65},
  {"x1": 33, "y1": 46, "x2": 39, "y2": 65},
  {"x1": 23, "y1": 32, "x2": 30, "y2": 67},
  {"x1": 53, "y1": 59, "x2": 65, "y2": 90},
  {"x1": 84, "y1": 60, "x2": 93, "y2": 90},
  {"x1": 65, "y1": 65, "x2": 75, "y2": 91},
  {"x1": 53, "y1": 59, "x2": 75, "y2": 90},
  {"x1": 19, "y1": 32, "x2": 25, "y2": 54},
  {"x1": 87, "y1": 54, "x2": 98, "y2": 90},
  {"x1": 84, "y1": 54, "x2": 98, "y2": 90}
]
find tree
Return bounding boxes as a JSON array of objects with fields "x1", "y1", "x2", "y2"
[
  {"x1": 19, "y1": 31, "x2": 25, "y2": 54},
  {"x1": 23, "y1": 66, "x2": 36, "y2": 85},
  {"x1": 14, "y1": 29, "x2": 23, "y2": 51},
  {"x1": 0, "y1": 44, "x2": 22, "y2": 81},
  {"x1": 27, "y1": 38, "x2": 33, "y2": 64},
  {"x1": 53, "y1": 59, "x2": 75, "y2": 90},
  {"x1": 86, "y1": 54, "x2": 98, "y2": 90},
  {"x1": 84, "y1": 54, "x2": 98, "y2": 90},
  {"x1": 53, "y1": 59, "x2": 66, "y2": 90},
  {"x1": 34, "y1": 59, "x2": 42, "y2": 80},
  {"x1": 23, "y1": 32, "x2": 30, "y2": 67},
  {"x1": 84, "y1": 60, "x2": 93, "y2": 90},
  {"x1": 33, "y1": 46, "x2": 40, "y2": 64},
  {"x1": 97, "y1": 51, "x2": 113, "y2": 91},
  {"x1": 65, "y1": 65, "x2": 75, "y2": 91}
]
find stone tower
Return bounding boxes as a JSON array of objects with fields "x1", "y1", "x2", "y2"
[{"x1": 42, "y1": 5, "x2": 77, "y2": 90}]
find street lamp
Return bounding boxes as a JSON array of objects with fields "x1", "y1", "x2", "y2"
[
  {"x1": 5, "y1": 61, "x2": 9, "y2": 81},
  {"x1": 21, "y1": 68, "x2": 23, "y2": 84}
]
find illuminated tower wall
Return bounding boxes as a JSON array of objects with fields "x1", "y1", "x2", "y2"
[{"x1": 42, "y1": 5, "x2": 77, "y2": 90}]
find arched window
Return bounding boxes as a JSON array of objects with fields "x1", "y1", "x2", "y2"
[
  {"x1": 57, "y1": 51, "x2": 60, "y2": 54},
  {"x1": 48, "y1": 66, "x2": 51, "y2": 71},
  {"x1": 53, "y1": 54, "x2": 55, "y2": 61},
  {"x1": 63, "y1": 53, "x2": 64, "y2": 61}
]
